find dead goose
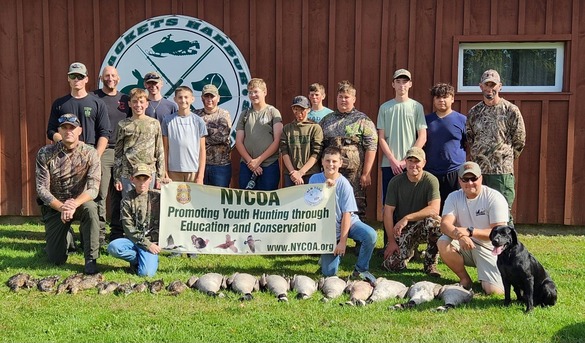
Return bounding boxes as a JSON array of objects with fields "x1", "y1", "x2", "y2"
[
  {"x1": 37, "y1": 275, "x2": 61, "y2": 292},
  {"x1": 367, "y1": 277, "x2": 408, "y2": 304},
  {"x1": 7, "y1": 273, "x2": 37, "y2": 292},
  {"x1": 260, "y1": 274, "x2": 290, "y2": 302},
  {"x1": 190, "y1": 273, "x2": 227, "y2": 297},
  {"x1": 391, "y1": 281, "x2": 442, "y2": 310},
  {"x1": 227, "y1": 272, "x2": 259, "y2": 301},
  {"x1": 167, "y1": 280, "x2": 189, "y2": 296},
  {"x1": 132, "y1": 281, "x2": 149, "y2": 293},
  {"x1": 318, "y1": 276, "x2": 347, "y2": 302},
  {"x1": 434, "y1": 284, "x2": 474, "y2": 312},
  {"x1": 290, "y1": 275, "x2": 318, "y2": 300},
  {"x1": 344, "y1": 280, "x2": 374, "y2": 306}
]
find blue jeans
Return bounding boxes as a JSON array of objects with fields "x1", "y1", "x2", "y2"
[
  {"x1": 107, "y1": 238, "x2": 159, "y2": 277},
  {"x1": 320, "y1": 220, "x2": 377, "y2": 276},
  {"x1": 238, "y1": 160, "x2": 280, "y2": 190},
  {"x1": 204, "y1": 164, "x2": 232, "y2": 187}
]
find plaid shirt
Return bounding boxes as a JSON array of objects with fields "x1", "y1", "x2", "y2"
[{"x1": 35, "y1": 141, "x2": 101, "y2": 205}]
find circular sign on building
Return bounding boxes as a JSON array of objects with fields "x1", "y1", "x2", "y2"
[{"x1": 99, "y1": 15, "x2": 251, "y2": 145}]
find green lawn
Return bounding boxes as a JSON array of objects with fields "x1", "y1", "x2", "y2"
[{"x1": 0, "y1": 222, "x2": 584, "y2": 343}]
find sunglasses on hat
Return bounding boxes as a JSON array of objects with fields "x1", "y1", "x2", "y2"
[{"x1": 58, "y1": 116, "x2": 80, "y2": 125}]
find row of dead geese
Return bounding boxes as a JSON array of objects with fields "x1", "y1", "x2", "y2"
[{"x1": 7, "y1": 272, "x2": 473, "y2": 311}]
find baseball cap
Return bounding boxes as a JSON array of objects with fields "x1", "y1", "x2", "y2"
[
  {"x1": 132, "y1": 164, "x2": 152, "y2": 177},
  {"x1": 58, "y1": 114, "x2": 81, "y2": 128},
  {"x1": 68, "y1": 62, "x2": 88, "y2": 76},
  {"x1": 458, "y1": 161, "x2": 482, "y2": 178},
  {"x1": 393, "y1": 68, "x2": 411, "y2": 80},
  {"x1": 481, "y1": 69, "x2": 501, "y2": 84},
  {"x1": 144, "y1": 72, "x2": 162, "y2": 83},
  {"x1": 291, "y1": 95, "x2": 310, "y2": 109},
  {"x1": 405, "y1": 147, "x2": 425, "y2": 161},
  {"x1": 202, "y1": 84, "x2": 219, "y2": 96}
]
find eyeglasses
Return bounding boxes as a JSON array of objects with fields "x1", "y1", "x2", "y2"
[
  {"x1": 460, "y1": 176, "x2": 479, "y2": 183},
  {"x1": 68, "y1": 74, "x2": 86, "y2": 80},
  {"x1": 58, "y1": 116, "x2": 79, "y2": 125}
]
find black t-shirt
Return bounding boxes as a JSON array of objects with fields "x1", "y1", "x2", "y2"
[
  {"x1": 47, "y1": 93, "x2": 111, "y2": 145},
  {"x1": 92, "y1": 89, "x2": 131, "y2": 147}
]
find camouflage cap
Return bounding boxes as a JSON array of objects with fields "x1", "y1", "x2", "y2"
[
  {"x1": 393, "y1": 68, "x2": 411, "y2": 80},
  {"x1": 202, "y1": 84, "x2": 219, "y2": 96},
  {"x1": 458, "y1": 161, "x2": 482, "y2": 178},
  {"x1": 132, "y1": 163, "x2": 152, "y2": 177},
  {"x1": 405, "y1": 146, "x2": 425, "y2": 161},
  {"x1": 68, "y1": 62, "x2": 87, "y2": 76},
  {"x1": 144, "y1": 71, "x2": 162, "y2": 83},
  {"x1": 481, "y1": 69, "x2": 501, "y2": 84},
  {"x1": 58, "y1": 114, "x2": 81, "y2": 128},
  {"x1": 291, "y1": 95, "x2": 310, "y2": 109}
]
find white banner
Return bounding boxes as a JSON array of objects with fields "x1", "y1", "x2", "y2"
[{"x1": 159, "y1": 183, "x2": 337, "y2": 254}]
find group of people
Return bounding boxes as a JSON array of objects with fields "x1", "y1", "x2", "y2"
[{"x1": 35, "y1": 62, "x2": 526, "y2": 294}]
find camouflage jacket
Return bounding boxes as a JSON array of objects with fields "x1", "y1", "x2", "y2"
[
  {"x1": 121, "y1": 189, "x2": 160, "y2": 250},
  {"x1": 195, "y1": 107, "x2": 232, "y2": 166},
  {"x1": 320, "y1": 108, "x2": 378, "y2": 170},
  {"x1": 114, "y1": 116, "x2": 165, "y2": 182},
  {"x1": 36, "y1": 141, "x2": 101, "y2": 205},
  {"x1": 466, "y1": 98, "x2": 526, "y2": 174}
]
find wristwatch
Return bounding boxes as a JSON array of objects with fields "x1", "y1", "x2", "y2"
[{"x1": 467, "y1": 227, "x2": 474, "y2": 237}]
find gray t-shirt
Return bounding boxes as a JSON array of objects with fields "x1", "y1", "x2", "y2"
[{"x1": 236, "y1": 105, "x2": 282, "y2": 166}]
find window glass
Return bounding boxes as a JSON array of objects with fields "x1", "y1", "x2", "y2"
[{"x1": 458, "y1": 42, "x2": 564, "y2": 92}]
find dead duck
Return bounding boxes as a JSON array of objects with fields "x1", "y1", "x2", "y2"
[
  {"x1": 55, "y1": 273, "x2": 84, "y2": 295},
  {"x1": 7, "y1": 273, "x2": 37, "y2": 292},
  {"x1": 167, "y1": 280, "x2": 189, "y2": 296},
  {"x1": 115, "y1": 282, "x2": 135, "y2": 296},
  {"x1": 149, "y1": 279, "x2": 165, "y2": 294},
  {"x1": 37, "y1": 275, "x2": 61, "y2": 292},
  {"x1": 434, "y1": 284, "x2": 474, "y2": 312},
  {"x1": 97, "y1": 281, "x2": 119, "y2": 295},
  {"x1": 260, "y1": 274, "x2": 290, "y2": 302},
  {"x1": 344, "y1": 280, "x2": 374, "y2": 306},
  {"x1": 70, "y1": 273, "x2": 105, "y2": 294},
  {"x1": 191, "y1": 273, "x2": 227, "y2": 297},
  {"x1": 227, "y1": 272, "x2": 259, "y2": 301},
  {"x1": 133, "y1": 281, "x2": 149, "y2": 293},
  {"x1": 318, "y1": 276, "x2": 347, "y2": 302},
  {"x1": 391, "y1": 281, "x2": 442, "y2": 310},
  {"x1": 367, "y1": 278, "x2": 408, "y2": 304},
  {"x1": 290, "y1": 275, "x2": 318, "y2": 300}
]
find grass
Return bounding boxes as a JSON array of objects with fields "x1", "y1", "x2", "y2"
[{"x1": 0, "y1": 222, "x2": 584, "y2": 343}]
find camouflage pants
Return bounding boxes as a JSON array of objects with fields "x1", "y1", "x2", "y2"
[
  {"x1": 340, "y1": 166, "x2": 367, "y2": 220},
  {"x1": 382, "y1": 217, "x2": 441, "y2": 272}
]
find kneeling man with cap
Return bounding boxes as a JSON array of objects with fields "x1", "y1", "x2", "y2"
[
  {"x1": 437, "y1": 161, "x2": 507, "y2": 294},
  {"x1": 382, "y1": 147, "x2": 442, "y2": 276},
  {"x1": 36, "y1": 114, "x2": 101, "y2": 274}
]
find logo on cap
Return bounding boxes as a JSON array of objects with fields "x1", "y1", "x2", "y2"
[
  {"x1": 68, "y1": 62, "x2": 88, "y2": 76},
  {"x1": 481, "y1": 69, "x2": 501, "y2": 84},
  {"x1": 291, "y1": 95, "x2": 310, "y2": 109}
]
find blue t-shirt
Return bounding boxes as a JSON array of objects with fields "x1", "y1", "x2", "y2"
[
  {"x1": 308, "y1": 107, "x2": 333, "y2": 123},
  {"x1": 309, "y1": 172, "x2": 360, "y2": 238},
  {"x1": 424, "y1": 111, "x2": 467, "y2": 175}
]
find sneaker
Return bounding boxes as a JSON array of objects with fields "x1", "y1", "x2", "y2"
[
  {"x1": 351, "y1": 270, "x2": 376, "y2": 286},
  {"x1": 84, "y1": 259, "x2": 98, "y2": 275},
  {"x1": 424, "y1": 265, "x2": 442, "y2": 278}
]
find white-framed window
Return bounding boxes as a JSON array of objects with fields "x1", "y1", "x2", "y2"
[{"x1": 458, "y1": 42, "x2": 564, "y2": 92}]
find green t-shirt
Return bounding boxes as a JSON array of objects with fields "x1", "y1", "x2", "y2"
[{"x1": 385, "y1": 171, "x2": 440, "y2": 221}]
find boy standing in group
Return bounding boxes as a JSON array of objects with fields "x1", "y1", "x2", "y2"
[
  {"x1": 162, "y1": 86, "x2": 208, "y2": 183},
  {"x1": 309, "y1": 146, "x2": 377, "y2": 284},
  {"x1": 280, "y1": 95, "x2": 323, "y2": 187},
  {"x1": 114, "y1": 88, "x2": 166, "y2": 197},
  {"x1": 235, "y1": 78, "x2": 283, "y2": 190},
  {"x1": 307, "y1": 83, "x2": 333, "y2": 123},
  {"x1": 195, "y1": 84, "x2": 233, "y2": 187},
  {"x1": 143, "y1": 71, "x2": 178, "y2": 125},
  {"x1": 107, "y1": 164, "x2": 161, "y2": 277}
]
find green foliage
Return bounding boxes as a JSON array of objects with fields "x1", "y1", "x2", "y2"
[{"x1": 1, "y1": 223, "x2": 584, "y2": 343}]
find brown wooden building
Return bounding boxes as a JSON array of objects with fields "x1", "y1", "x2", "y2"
[{"x1": 1, "y1": 0, "x2": 584, "y2": 225}]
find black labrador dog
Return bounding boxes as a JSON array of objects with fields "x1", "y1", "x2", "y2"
[{"x1": 490, "y1": 225, "x2": 557, "y2": 313}]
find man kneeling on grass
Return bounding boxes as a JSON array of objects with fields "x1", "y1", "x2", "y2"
[
  {"x1": 107, "y1": 164, "x2": 161, "y2": 277},
  {"x1": 309, "y1": 146, "x2": 377, "y2": 284}
]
